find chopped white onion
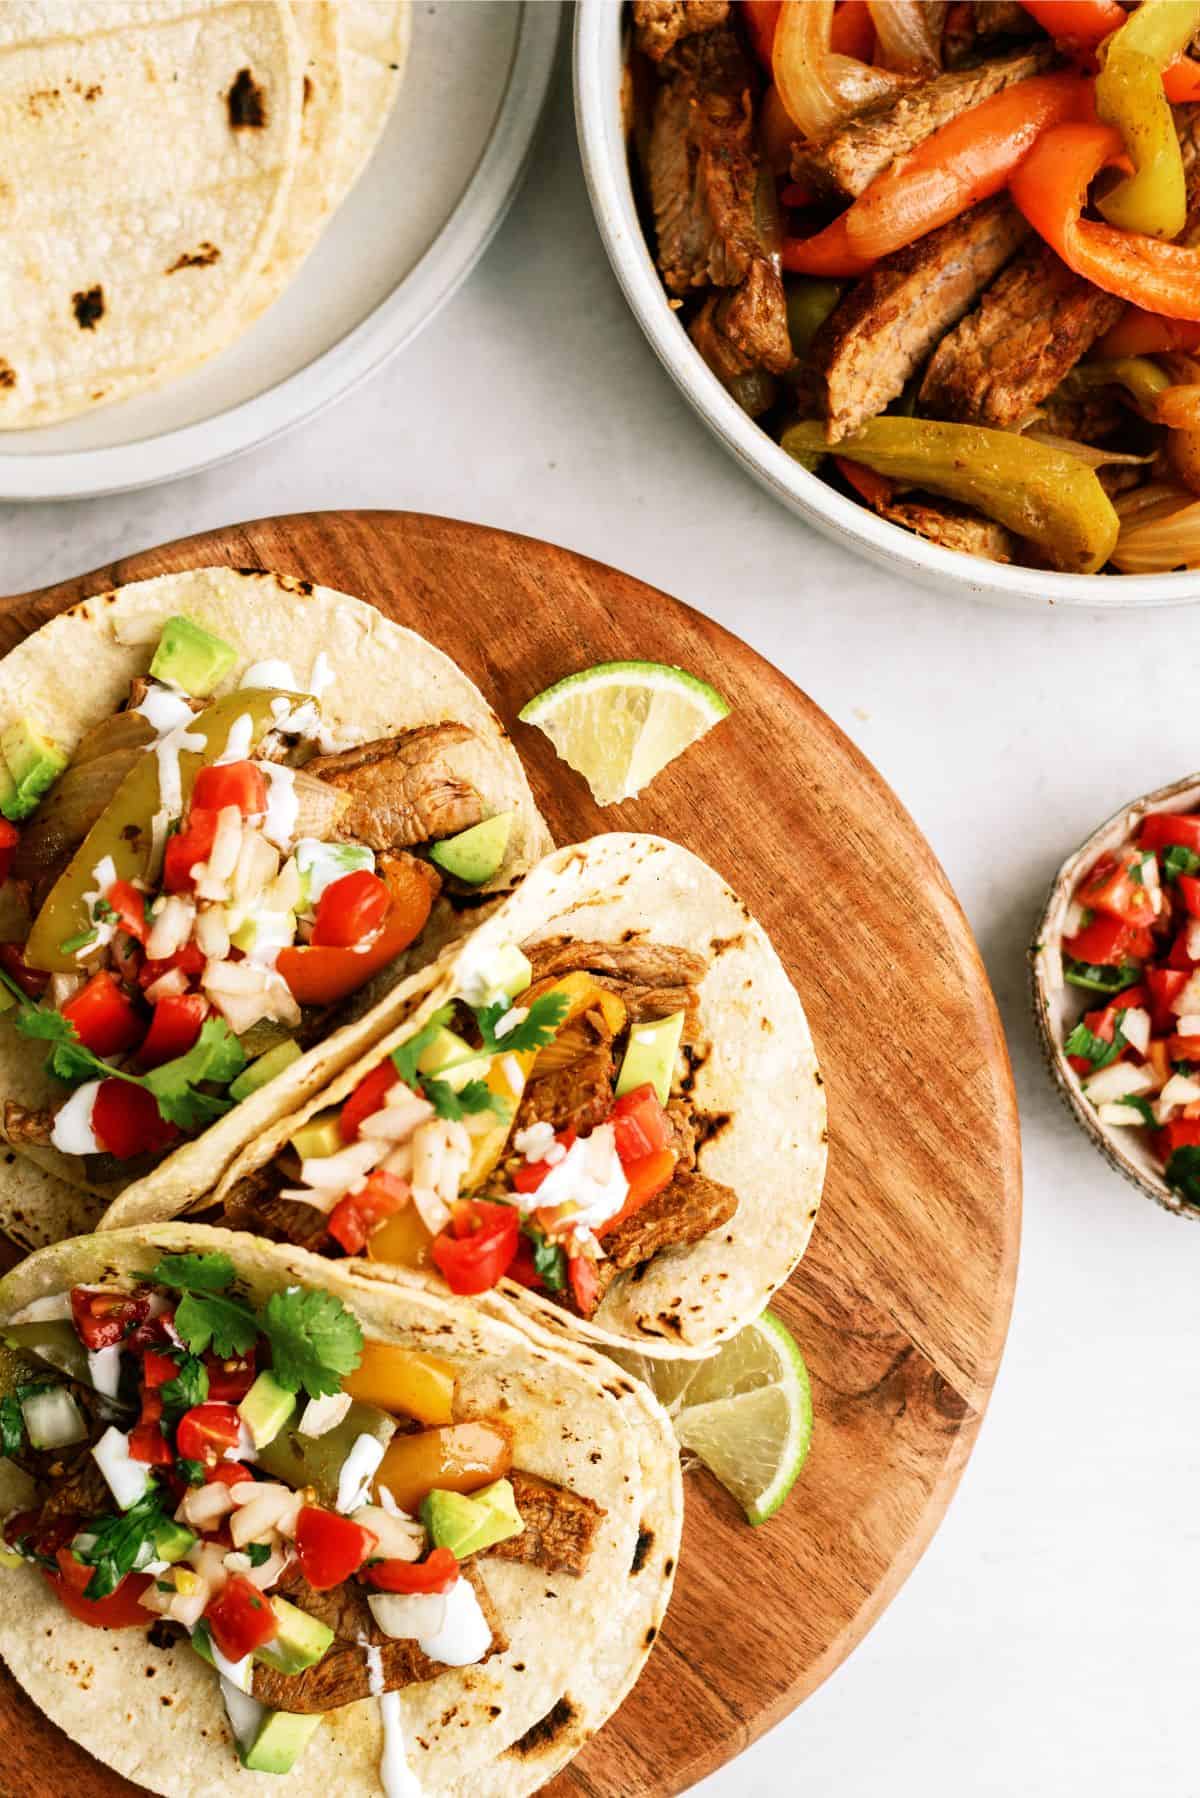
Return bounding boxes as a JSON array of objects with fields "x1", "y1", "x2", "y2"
[
  {"x1": 144, "y1": 966, "x2": 191, "y2": 1003},
  {"x1": 1082, "y1": 1061, "x2": 1159, "y2": 1106},
  {"x1": 146, "y1": 894, "x2": 195, "y2": 961},
  {"x1": 1119, "y1": 1007, "x2": 1151, "y2": 1057},
  {"x1": 298, "y1": 1392, "x2": 353, "y2": 1438}
]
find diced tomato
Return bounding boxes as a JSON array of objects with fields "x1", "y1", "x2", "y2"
[
  {"x1": 312, "y1": 870, "x2": 391, "y2": 949},
  {"x1": 141, "y1": 1349, "x2": 177, "y2": 1389},
  {"x1": 163, "y1": 808, "x2": 220, "y2": 894},
  {"x1": 328, "y1": 1171, "x2": 410, "y2": 1255},
  {"x1": 106, "y1": 879, "x2": 150, "y2": 945},
  {"x1": 128, "y1": 1421, "x2": 173, "y2": 1466},
  {"x1": 1167, "y1": 1034, "x2": 1200, "y2": 1064},
  {"x1": 1153, "y1": 1116, "x2": 1200, "y2": 1164},
  {"x1": 205, "y1": 1574, "x2": 279, "y2": 1661},
  {"x1": 192, "y1": 762, "x2": 267, "y2": 817},
  {"x1": 204, "y1": 1461, "x2": 250, "y2": 1489},
  {"x1": 137, "y1": 943, "x2": 207, "y2": 990},
  {"x1": 1147, "y1": 967, "x2": 1190, "y2": 1032},
  {"x1": 1063, "y1": 915, "x2": 1154, "y2": 966},
  {"x1": 70, "y1": 1287, "x2": 150, "y2": 1351},
  {"x1": 512, "y1": 1130, "x2": 576, "y2": 1196},
  {"x1": 204, "y1": 1349, "x2": 256, "y2": 1404},
  {"x1": 1166, "y1": 928, "x2": 1196, "y2": 971},
  {"x1": 61, "y1": 970, "x2": 145, "y2": 1059},
  {"x1": 431, "y1": 1200, "x2": 519, "y2": 1296},
  {"x1": 1177, "y1": 875, "x2": 1200, "y2": 919},
  {"x1": 127, "y1": 1307, "x2": 174, "y2": 1352},
  {"x1": 279, "y1": 858, "x2": 435, "y2": 1006},
  {"x1": 1138, "y1": 814, "x2": 1200, "y2": 857},
  {"x1": 91, "y1": 1079, "x2": 180, "y2": 1160},
  {"x1": 295, "y1": 1506, "x2": 378, "y2": 1591},
  {"x1": 506, "y1": 1238, "x2": 546, "y2": 1290},
  {"x1": 567, "y1": 1255, "x2": 600, "y2": 1316},
  {"x1": 609, "y1": 1085, "x2": 671, "y2": 1166},
  {"x1": 47, "y1": 1551, "x2": 153, "y2": 1628},
  {"x1": 1077, "y1": 852, "x2": 1157, "y2": 927},
  {"x1": 175, "y1": 1402, "x2": 241, "y2": 1467},
  {"x1": 363, "y1": 1547, "x2": 459, "y2": 1594},
  {"x1": 0, "y1": 819, "x2": 18, "y2": 888},
  {"x1": 0, "y1": 942, "x2": 50, "y2": 998},
  {"x1": 598, "y1": 1149, "x2": 677, "y2": 1239},
  {"x1": 339, "y1": 1061, "x2": 399, "y2": 1143},
  {"x1": 138, "y1": 993, "x2": 208, "y2": 1069}
]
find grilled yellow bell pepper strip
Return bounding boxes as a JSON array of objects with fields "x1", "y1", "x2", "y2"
[
  {"x1": 781, "y1": 416, "x2": 1120, "y2": 573},
  {"x1": 1095, "y1": 0, "x2": 1200, "y2": 239}
]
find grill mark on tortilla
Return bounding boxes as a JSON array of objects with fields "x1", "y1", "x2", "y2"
[
  {"x1": 166, "y1": 242, "x2": 221, "y2": 273},
  {"x1": 631, "y1": 1527, "x2": 654, "y2": 1574},
  {"x1": 0, "y1": 361, "x2": 15, "y2": 389},
  {"x1": 693, "y1": 1110, "x2": 731, "y2": 1148},
  {"x1": 72, "y1": 286, "x2": 104, "y2": 330},
  {"x1": 507, "y1": 1696, "x2": 576, "y2": 1756},
  {"x1": 227, "y1": 67, "x2": 267, "y2": 129},
  {"x1": 303, "y1": 74, "x2": 313, "y2": 108}
]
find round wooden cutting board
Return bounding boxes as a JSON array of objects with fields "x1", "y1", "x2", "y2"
[{"x1": 0, "y1": 513, "x2": 1020, "y2": 1797}]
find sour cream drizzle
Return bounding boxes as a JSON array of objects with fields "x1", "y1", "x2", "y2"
[
  {"x1": 155, "y1": 724, "x2": 205, "y2": 819},
  {"x1": 50, "y1": 1080, "x2": 102, "y2": 1156},
  {"x1": 261, "y1": 761, "x2": 298, "y2": 849},
  {"x1": 336, "y1": 1431, "x2": 391, "y2": 1513},
  {"x1": 215, "y1": 713, "x2": 254, "y2": 765},
  {"x1": 362, "y1": 1641, "x2": 423, "y2": 1798},
  {"x1": 134, "y1": 684, "x2": 195, "y2": 737}
]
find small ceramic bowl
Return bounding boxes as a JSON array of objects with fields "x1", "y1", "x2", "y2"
[
  {"x1": 1031, "y1": 772, "x2": 1200, "y2": 1218},
  {"x1": 573, "y1": 0, "x2": 1200, "y2": 610}
]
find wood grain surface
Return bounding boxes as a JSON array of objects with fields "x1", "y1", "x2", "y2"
[{"x1": 0, "y1": 512, "x2": 1021, "y2": 1797}]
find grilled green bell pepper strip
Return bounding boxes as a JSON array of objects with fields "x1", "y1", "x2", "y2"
[
  {"x1": 781, "y1": 416, "x2": 1120, "y2": 573},
  {"x1": 1068, "y1": 355, "x2": 1173, "y2": 418},
  {"x1": 785, "y1": 279, "x2": 844, "y2": 361},
  {"x1": 1095, "y1": 0, "x2": 1200, "y2": 240}
]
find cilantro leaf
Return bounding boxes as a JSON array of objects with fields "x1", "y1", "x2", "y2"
[
  {"x1": 177, "y1": 1457, "x2": 206, "y2": 1487},
  {"x1": 73, "y1": 1488, "x2": 168, "y2": 1599},
  {"x1": 1163, "y1": 844, "x2": 1200, "y2": 883},
  {"x1": 1062, "y1": 956, "x2": 1141, "y2": 997},
  {"x1": 151, "y1": 1253, "x2": 236, "y2": 1294},
  {"x1": 13, "y1": 1005, "x2": 116, "y2": 1086},
  {"x1": 1166, "y1": 1145, "x2": 1200, "y2": 1208},
  {"x1": 390, "y1": 1006, "x2": 455, "y2": 1089},
  {"x1": 475, "y1": 991, "x2": 569, "y2": 1057},
  {"x1": 159, "y1": 1351, "x2": 209, "y2": 1417},
  {"x1": 522, "y1": 1225, "x2": 566, "y2": 1293},
  {"x1": 422, "y1": 1076, "x2": 508, "y2": 1124},
  {"x1": 1063, "y1": 1020, "x2": 1124, "y2": 1072},
  {"x1": 174, "y1": 1290, "x2": 258, "y2": 1359},
  {"x1": 143, "y1": 1018, "x2": 246, "y2": 1130},
  {"x1": 246, "y1": 1542, "x2": 272, "y2": 1568},
  {"x1": 1118, "y1": 1095, "x2": 1156, "y2": 1127},
  {"x1": 262, "y1": 1287, "x2": 363, "y2": 1398},
  {"x1": 0, "y1": 1394, "x2": 23, "y2": 1457}
]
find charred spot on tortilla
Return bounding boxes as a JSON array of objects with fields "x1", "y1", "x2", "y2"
[
  {"x1": 165, "y1": 242, "x2": 221, "y2": 273},
  {"x1": 709, "y1": 932, "x2": 745, "y2": 954},
  {"x1": 645, "y1": 1625, "x2": 657, "y2": 1645},
  {"x1": 72, "y1": 286, "x2": 104, "y2": 330},
  {"x1": 631, "y1": 1527, "x2": 654, "y2": 1574},
  {"x1": 694, "y1": 1111, "x2": 731, "y2": 1147},
  {"x1": 0, "y1": 361, "x2": 14, "y2": 389},
  {"x1": 227, "y1": 68, "x2": 267, "y2": 129},
  {"x1": 303, "y1": 73, "x2": 313, "y2": 108},
  {"x1": 508, "y1": 1696, "x2": 576, "y2": 1756}
]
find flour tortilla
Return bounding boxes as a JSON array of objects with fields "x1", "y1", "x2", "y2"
[
  {"x1": 0, "y1": 566, "x2": 553, "y2": 1249},
  {"x1": 331, "y1": 0, "x2": 413, "y2": 207},
  {"x1": 114, "y1": 834, "x2": 827, "y2": 1357},
  {"x1": 0, "y1": 1223, "x2": 682, "y2": 1798},
  {"x1": 0, "y1": 0, "x2": 304, "y2": 428}
]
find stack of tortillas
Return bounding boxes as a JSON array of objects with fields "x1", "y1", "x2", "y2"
[{"x1": 0, "y1": 0, "x2": 411, "y2": 428}]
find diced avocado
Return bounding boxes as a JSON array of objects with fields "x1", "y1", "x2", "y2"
[
  {"x1": 290, "y1": 1112, "x2": 343, "y2": 1162},
  {"x1": 254, "y1": 1595, "x2": 335, "y2": 1676},
  {"x1": 3, "y1": 1320, "x2": 90, "y2": 1386},
  {"x1": 0, "y1": 720, "x2": 68, "y2": 822},
  {"x1": 0, "y1": 760, "x2": 17, "y2": 820},
  {"x1": 421, "y1": 1488, "x2": 496, "y2": 1559},
  {"x1": 486, "y1": 943, "x2": 533, "y2": 1002},
  {"x1": 429, "y1": 812, "x2": 514, "y2": 885},
  {"x1": 0, "y1": 984, "x2": 16, "y2": 1013},
  {"x1": 152, "y1": 1519, "x2": 197, "y2": 1564},
  {"x1": 229, "y1": 1037, "x2": 302, "y2": 1103},
  {"x1": 416, "y1": 1027, "x2": 491, "y2": 1090},
  {"x1": 191, "y1": 1620, "x2": 215, "y2": 1666},
  {"x1": 468, "y1": 1477, "x2": 525, "y2": 1551},
  {"x1": 615, "y1": 1009, "x2": 686, "y2": 1106},
  {"x1": 149, "y1": 615, "x2": 238, "y2": 697},
  {"x1": 238, "y1": 1370, "x2": 296, "y2": 1450},
  {"x1": 242, "y1": 1709, "x2": 324, "y2": 1775},
  {"x1": 229, "y1": 911, "x2": 296, "y2": 960},
  {"x1": 254, "y1": 1401, "x2": 396, "y2": 1509}
]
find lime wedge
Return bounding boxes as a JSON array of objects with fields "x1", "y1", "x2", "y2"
[
  {"x1": 519, "y1": 661, "x2": 730, "y2": 807},
  {"x1": 609, "y1": 1311, "x2": 812, "y2": 1525}
]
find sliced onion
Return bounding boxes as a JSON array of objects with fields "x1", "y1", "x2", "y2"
[
  {"x1": 773, "y1": 0, "x2": 908, "y2": 141},
  {"x1": 1157, "y1": 385, "x2": 1200, "y2": 431},
  {"x1": 867, "y1": 0, "x2": 942, "y2": 73},
  {"x1": 1111, "y1": 483, "x2": 1200, "y2": 571},
  {"x1": 13, "y1": 726, "x2": 152, "y2": 891},
  {"x1": 195, "y1": 905, "x2": 231, "y2": 962},
  {"x1": 292, "y1": 770, "x2": 351, "y2": 840},
  {"x1": 1022, "y1": 429, "x2": 1156, "y2": 470}
]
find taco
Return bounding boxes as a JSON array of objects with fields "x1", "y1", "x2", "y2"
[
  {"x1": 0, "y1": 567, "x2": 551, "y2": 1250},
  {"x1": 0, "y1": 1222, "x2": 680, "y2": 1794},
  {"x1": 107, "y1": 835, "x2": 827, "y2": 1356}
]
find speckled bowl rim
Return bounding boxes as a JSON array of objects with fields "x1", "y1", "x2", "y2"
[{"x1": 1030, "y1": 772, "x2": 1200, "y2": 1218}]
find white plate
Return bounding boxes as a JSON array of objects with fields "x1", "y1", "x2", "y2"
[
  {"x1": 573, "y1": 0, "x2": 1200, "y2": 610},
  {"x1": 1, "y1": 0, "x2": 560, "y2": 502}
]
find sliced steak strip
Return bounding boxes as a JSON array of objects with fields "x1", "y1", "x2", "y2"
[
  {"x1": 525, "y1": 938, "x2": 709, "y2": 989},
  {"x1": 2, "y1": 1103, "x2": 55, "y2": 1147},
  {"x1": 251, "y1": 1562, "x2": 505, "y2": 1713},
  {"x1": 918, "y1": 240, "x2": 1124, "y2": 428},
  {"x1": 585, "y1": 1171, "x2": 739, "y2": 1316},
  {"x1": 943, "y1": 2, "x2": 1040, "y2": 69},
  {"x1": 484, "y1": 1471, "x2": 605, "y2": 1577},
  {"x1": 304, "y1": 724, "x2": 485, "y2": 852},
  {"x1": 793, "y1": 44, "x2": 1056, "y2": 197},
  {"x1": 689, "y1": 254, "x2": 793, "y2": 408},
  {"x1": 1180, "y1": 105, "x2": 1200, "y2": 244},
  {"x1": 218, "y1": 1164, "x2": 332, "y2": 1255},
  {"x1": 633, "y1": 0, "x2": 729, "y2": 62},
  {"x1": 876, "y1": 496, "x2": 1019, "y2": 562},
  {"x1": 514, "y1": 1042, "x2": 617, "y2": 1138},
  {"x1": 812, "y1": 196, "x2": 1030, "y2": 441},
  {"x1": 645, "y1": 26, "x2": 765, "y2": 292}
]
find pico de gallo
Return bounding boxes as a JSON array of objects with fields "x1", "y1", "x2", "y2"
[
  {"x1": 1059, "y1": 807, "x2": 1200, "y2": 1205},
  {"x1": 215, "y1": 935, "x2": 739, "y2": 1324},
  {"x1": 0, "y1": 1244, "x2": 603, "y2": 1781},
  {"x1": 0, "y1": 612, "x2": 515, "y2": 1179}
]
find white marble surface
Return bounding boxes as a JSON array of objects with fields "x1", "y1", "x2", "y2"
[{"x1": 4, "y1": 41, "x2": 1200, "y2": 1798}]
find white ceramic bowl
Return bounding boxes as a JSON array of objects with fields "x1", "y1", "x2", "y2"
[
  {"x1": 573, "y1": 1, "x2": 1200, "y2": 610},
  {"x1": 1031, "y1": 773, "x2": 1200, "y2": 1218}
]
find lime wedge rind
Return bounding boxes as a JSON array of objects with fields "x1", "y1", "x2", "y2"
[{"x1": 518, "y1": 661, "x2": 730, "y2": 724}]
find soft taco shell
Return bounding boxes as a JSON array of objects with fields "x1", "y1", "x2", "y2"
[
  {"x1": 0, "y1": 1223, "x2": 681, "y2": 1797},
  {"x1": 0, "y1": 567, "x2": 552, "y2": 1248},
  {"x1": 113, "y1": 835, "x2": 827, "y2": 1357}
]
